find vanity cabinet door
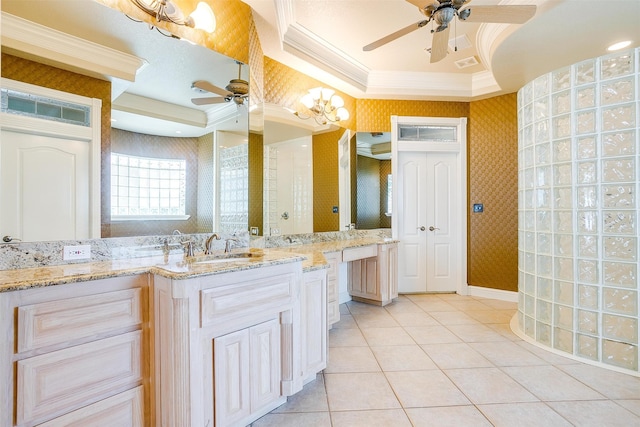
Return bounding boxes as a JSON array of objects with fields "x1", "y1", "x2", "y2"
[
  {"x1": 348, "y1": 257, "x2": 379, "y2": 301},
  {"x1": 301, "y1": 269, "x2": 327, "y2": 383},
  {"x1": 213, "y1": 318, "x2": 281, "y2": 427}
]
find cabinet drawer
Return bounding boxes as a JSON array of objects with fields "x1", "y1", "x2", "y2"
[
  {"x1": 323, "y1": 252, "x2": 340, "y2": 280},
  {"x1": 201, "y1": 273, "x2": 296, "y2": 327},
  {"x1": 18, "y1": 288, "x2": 142, "y2": 353},
  {"x1": 17, "y1": 331, "x2": 142, "y2": 425},
  {"x1": 37, "y1": 386, "x2": 144, "y2": 427},
  {"x1": 342, "y1": 245, "x2": 377, "y2": 262},
  {"x1": 327, "y1": 278, "x2": 338, "y2": 303}
]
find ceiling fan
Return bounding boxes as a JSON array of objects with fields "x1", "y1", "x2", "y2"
[
  {"x1": 191, "y1": 61, "x2": 248, "y2": 106},
  {"x1": 363, "y1": 0, "x2": 537, "y2": 63}
]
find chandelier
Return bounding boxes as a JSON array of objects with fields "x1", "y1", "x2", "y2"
[
  {"x1": 129, "y1": 0, "x2": 216, "y2": 33},
  {"x1": 294, "y1": 87, "x2": 350, "y2": 125}
]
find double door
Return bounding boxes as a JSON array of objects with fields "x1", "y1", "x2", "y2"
[{"x1": 396, "y1": 151, "x2": 461, "y2": 293}]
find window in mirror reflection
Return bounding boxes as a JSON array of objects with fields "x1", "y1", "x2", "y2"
[
  {"x1": 111, "y1": 153, "x2": 188, "y2": 220},
  {"x1": 218, "y1": 144, "x2": 248, "y2": 232}
]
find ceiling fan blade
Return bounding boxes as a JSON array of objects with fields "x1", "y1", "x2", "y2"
[
  {"x1": 405, "y1": 0, "x2": 436, "y2": 9},
  {"x1": 191, "y1": 97, "x2": 228, "y2": 106},
  {"x1": 460, "y1": 5, "x2": 536, "y2": 24},
  {"x1": 430, "y1": 25, "x2": 450, "y2": 63},
  {"x1": 363, "y1": 20, "x2": 429, "y2": 52},
  {"x1": 192, "y1": 80, "x2": 232, "y2": 97}
]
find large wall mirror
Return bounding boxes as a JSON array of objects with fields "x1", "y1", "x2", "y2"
[
  {"x1": 355, "y1": 132, "x2": 391, "y2": 230},
  {"x1": 1, "y1": 0, "x2": 248, "y2": 242}
]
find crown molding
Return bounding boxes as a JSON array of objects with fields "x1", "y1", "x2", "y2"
[
  {"x1": 1, "y1": 12, "x2": 146, "y2": 82},
  {"x1": 113, "y1": 93, "x2": 207, "y2": 128}
]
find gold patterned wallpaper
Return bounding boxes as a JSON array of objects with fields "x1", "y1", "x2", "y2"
[
  {"x1": 468, "y1": 94, "x2": 519, "y2": 291},
  {"x1": 356, "y1": 155, "x2": 383, "y2": 229},
  {"x1": 356, "y1": 99, "x2": 469, "y2": 132},
  {"x1": 263, "y1": 57, "x2": 356, "y2": 131},
  {"x1": 248, "y1": 132, "x2": 264, "y2": 234},
  {"x1": 97, "y1": 0, "x2": 250, "y2": 63},
  {"x1": 312, "y1": 129, "x2": 345, "y2": 232}
]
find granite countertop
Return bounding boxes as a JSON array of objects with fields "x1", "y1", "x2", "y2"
[{"x1": 0, "y1": 237, "x2": 397, "y2": 293}]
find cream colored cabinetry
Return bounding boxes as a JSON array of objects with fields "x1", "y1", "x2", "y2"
[
  {"x1": 300, "y1": 269, "x2": 327, "y2": 384},
  {"x1": 0, "y1": 276, "x2": 148, "y2": 427},
  {"x1": 347, "y1": 243, "x2": 398, "y2": 306},
  {"x1": 152, "y1": 262, "x2": 303, "y2": 427},
  {"x1": 214, "y1": 318, "x2": 281, "y2": 427},
  {"x1": 323, "y1": 251, "x2": 341, "y2": 328}
]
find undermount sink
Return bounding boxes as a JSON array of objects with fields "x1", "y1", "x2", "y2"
[{"x1": 188, "y1": 252, "x2": 259, "y2": 265}]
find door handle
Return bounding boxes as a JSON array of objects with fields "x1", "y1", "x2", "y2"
[
  {"x1": 429, "y1": 226, "x2": 440, "y2": 231},
  {"x1": 417, "y1": 226, "x2": 426, "y2": 231},
  {"x1": 2, "y1": 235, "x2": 21, "y2": 243}
]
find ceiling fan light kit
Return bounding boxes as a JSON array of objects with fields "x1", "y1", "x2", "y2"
[
  {"x1": 294, "y1": 87, "x2": 350, "y2": 125},
  {"x1": 130, "y1": 0, "x2": 216, "y2": 33},
  {"x1": 190, "y1": 62, "x2": 249, "y2": 106},
  {"x1": 364, "y1": 0, "x2": 536, "y2": 63}
]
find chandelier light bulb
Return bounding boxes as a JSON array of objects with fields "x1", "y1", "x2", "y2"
[
  {"x1": 308, "y1": 87, "x2": 323, "y2": 101},
  {"x1": 301, "y1": 93, "x2": 315, "y2": 109},
  {"x1": 295, "y1": 86, "x2": 349, "y2": 124},
  {"x1": 330, "y1": 95, "x2": 344, "y2": 108},
  {"x1": 190, "y1": 2, "x2": 216, "y2": 33},
  {"x1": 336, "y1": 107, "x2": 349, "y2": 121}
]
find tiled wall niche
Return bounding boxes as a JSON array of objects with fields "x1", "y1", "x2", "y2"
[{"x1": 517, "y1": 48, "x2": 639, "y2": 373}]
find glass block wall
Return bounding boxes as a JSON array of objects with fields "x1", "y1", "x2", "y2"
[{"x1": 517, "y1": 48, "x2": 639, "y2": 373}]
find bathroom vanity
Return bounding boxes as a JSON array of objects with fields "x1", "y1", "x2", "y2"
[{"x1": 0, "y1": 237, "x2": 397, "y2": 427}]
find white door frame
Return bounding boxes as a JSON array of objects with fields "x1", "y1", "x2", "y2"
[
  {"x1": 391, "y1": 116, "x2": 468, "y2": 295},
  {"x1": 0, "y1": 78, "x2": 102, "y2": 239}
]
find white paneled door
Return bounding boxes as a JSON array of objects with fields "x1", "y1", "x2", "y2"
[
  {"x1": 0, "y1": 130, "x2": 92, "y2": 242},
  {"x1": 397, "y1": 151, "x2": 460, "y2": 293},
  {"x1": 392, "y1": 116, "x2": 466, "y2": 294}
]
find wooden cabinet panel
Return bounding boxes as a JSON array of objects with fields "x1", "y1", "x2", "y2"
[
  {"x1": 201, "y1": 272, "x2": 296, "y2": 328},
  {"x1": 17, "y1": 288, "x2": 142, "y2": 353},
  {"x1": 214, "y1": 319, "x2": 281, "y2": 427},
  {"x1": 36, "y1": 386, "x2": 144, "y2": 427},
  {"x1": 214, "y1": 329, "x2": 251, "y2": 427},
  {"x1": 348, "y1": 257, "x2": 379, "y2": 300},
  {"x1": 301, "y1": 270, "x2": 327, "y2": 383},
  {"x1": 17, "y1": 331, "x2": 142, "y2": 425},
  {"x1": 249, "y1": 319, "x2": 281, "y2": 412}
]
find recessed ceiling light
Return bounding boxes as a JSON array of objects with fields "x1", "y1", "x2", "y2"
[{"x1": 608, "y1": 41, "x2": 632, "y2": 51}]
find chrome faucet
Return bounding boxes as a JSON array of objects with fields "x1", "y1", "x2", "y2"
[
  {"x1": 181, "y1": 240, "x2": 195, "y2": 258},
  {"x1": 224, "y1": 238, "x2": 239, "y2": 253},
  {"x1": 205, "y1": 233, "x2": 221, "y2": 254}
]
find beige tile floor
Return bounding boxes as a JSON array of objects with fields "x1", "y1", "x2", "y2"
[{"x1": 251, "y1": 294, "x2": 640, "y2": 426}]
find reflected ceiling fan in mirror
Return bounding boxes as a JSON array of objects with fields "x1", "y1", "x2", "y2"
[
  {"x1": 363, "y1": 0, "x2": 536, "y2": 63},
  {"x1": 191, "y1": 61, "x2": 248, "y2": 106}
]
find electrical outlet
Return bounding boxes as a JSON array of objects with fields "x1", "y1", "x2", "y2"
[
  {"x1": 250, "y1": 227, "x2": 259, "y2": 235},
  {"x1": 271, "y1": 228, "x2": 280, "y2": 236},
  {"x1": 63, "y1": 244, "x2": 91, "y2": 261}
]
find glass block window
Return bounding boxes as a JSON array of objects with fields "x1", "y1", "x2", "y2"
[
  {"x1": 398, "y1": 125, "x2": 457, "y2": 142},
  {"x1": 1, "y1": 88, "x2": 90, "y2": 126},
  {"x1": 517, "y1": 47, "x2": 640, "y2": 373},
  {"x1": 111, "y1": 153, "x2": 187, "y2": 220},
  {"x1": 219, "y1": 144, "x2": 248, "y2": 232}
]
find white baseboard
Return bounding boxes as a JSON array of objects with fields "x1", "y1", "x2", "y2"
[{"x1": 467, "y1": 285, "x2": 518, "y2": 302}]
